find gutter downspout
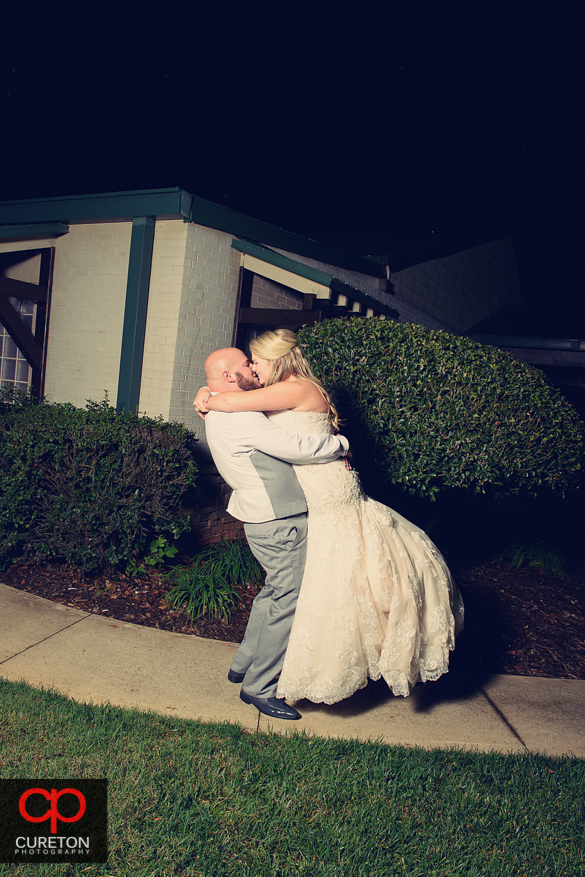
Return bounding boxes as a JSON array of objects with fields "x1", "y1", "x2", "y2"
[{"x1": 116, "y1": 215, "x2": 155, "y2": 413}]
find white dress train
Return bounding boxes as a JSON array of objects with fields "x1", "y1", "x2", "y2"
[{"x1": 270, "y1": 411, "x2": 464, "y2": 704}]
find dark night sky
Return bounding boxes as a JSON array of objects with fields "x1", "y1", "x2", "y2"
[{"x1": 2, "y1": 4, "x2": 583, "y2": 308}]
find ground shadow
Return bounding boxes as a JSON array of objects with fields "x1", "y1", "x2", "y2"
[
  {"x1": 295, "y1": 577, "x2": 515, "y2": 720},
  {"x1": 411, "y1": 578, "x2": 515, "y2": 713}
]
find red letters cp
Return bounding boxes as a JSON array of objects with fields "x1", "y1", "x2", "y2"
[{"x1": 19, "y1": 788, "x2": 86, "y2": 834}]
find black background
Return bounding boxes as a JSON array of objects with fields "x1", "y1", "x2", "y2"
[{"x1": 2, "y1": 3, "x2": 583, "y2": 308}]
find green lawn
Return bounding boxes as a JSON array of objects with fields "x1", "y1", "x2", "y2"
[{"x1": 0, "y1": 679, "x2": 583, "y2": 877}]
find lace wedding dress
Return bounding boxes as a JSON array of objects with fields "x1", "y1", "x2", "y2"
[{"x1": 270, "y1": 410, "x2": 464, "y2": 704}]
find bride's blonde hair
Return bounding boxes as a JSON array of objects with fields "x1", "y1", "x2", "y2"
[{"x1": 249, "y1": 329, "x2": 340, "y2": 431}]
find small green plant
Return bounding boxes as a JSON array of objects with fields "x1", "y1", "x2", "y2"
[
  {"x1": 492, "y1": 541, "x2": 570, "y2": 578},
  {"x1": 195, "y1": 537, "x2": 263, "y2": 586},
  {"x1": 164, "y1": 565, "x2": 239, "y2": 622},
  {"x1": 165, "y1": 538, "x2": 262, "y2": 622},
  {"x1": 126, "y1": 536, "x2": 179, "y2": 576}
]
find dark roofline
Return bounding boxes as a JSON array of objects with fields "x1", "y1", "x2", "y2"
[
  {"x1": 189, "y1": 195, "x2": 386, "y2": 279},
  {"x1": 0, "y1": 188, "x2": 192, "y2": 224},
  {"x1": 0, "y1": 188, "x2": 387, "y2": 280}
]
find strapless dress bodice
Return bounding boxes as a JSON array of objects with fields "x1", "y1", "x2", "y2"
[{"x1": 267, "y1": 410, "x2": 364, "y2": 515}]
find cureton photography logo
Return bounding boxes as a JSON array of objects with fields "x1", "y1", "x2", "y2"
[{"x1": 0, "y1": 779, "x2": 107, "y2": 864}]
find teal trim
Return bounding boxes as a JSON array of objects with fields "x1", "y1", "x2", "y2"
[
  {"x1": 116, "y1": 217, "x2": 155, "y2": 413},
  {"x1": 0, "y1": 187, "x2": 386, "y2": 279},
  {"x1": 231, "y1": 239, "x2": 334, "y2": 287},
  {"x1": 232, "y1": 239, "x2": 399, "y2": 319},
  {"x1": 0, "y1": 223, "x2": 69, "y2": 240},
  {"x1": 0, "y1": 188, "x2": 191, "y2": 225},
  {"x1": 190, "y1": 195, "x2": 386, "y2": 279}
]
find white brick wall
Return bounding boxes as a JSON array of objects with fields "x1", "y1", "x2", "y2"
[
  {"x1": 0, "y1": 250, "x2": 42, "y2": 283},
  {"x1": 0, "y1": 222, "x2": 240, "y2": 433},
  {"x1": 42, "y1": 223, "x2": 132, "y2": 408},
  {"x1": 390, "y1": 238, "x2": 521, "y2": 333},
  {"x1": 167, "y1": 223, "x2": 240, "y2": 439},
  {"x1": 251, "y1": 274, "x2": 304, "y2": 310},
  {"x1": 139, "y1": 220, "x2": 187, "y2": 419}
]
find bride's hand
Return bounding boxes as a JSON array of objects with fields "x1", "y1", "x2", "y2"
[
  {"x1": 193, "y1": 387, "x2": 211, "y2": 419},
  {"x1": 342, "y1": 450, "x2": 353, "y2": 471}
]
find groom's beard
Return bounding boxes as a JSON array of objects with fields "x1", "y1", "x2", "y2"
[{"x1": 234, "y1": 372, "x2": 260, "y2": 391}]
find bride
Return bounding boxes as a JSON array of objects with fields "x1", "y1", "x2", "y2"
[{"x1": 193, "y1": 329, "x2": 464, "y2": 703}]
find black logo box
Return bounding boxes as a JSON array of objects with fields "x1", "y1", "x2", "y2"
[{"x1": 0, "y1": 779, "x2": 107, "y2": 864}]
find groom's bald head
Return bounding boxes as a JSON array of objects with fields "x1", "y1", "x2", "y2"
[{"x1": 205, "y1": 348, "x2": 259, "y2": 392}]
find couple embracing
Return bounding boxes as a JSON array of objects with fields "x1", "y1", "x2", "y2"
[{"x1": 194, "y1": 330, "x2": 463, "y2": 721}]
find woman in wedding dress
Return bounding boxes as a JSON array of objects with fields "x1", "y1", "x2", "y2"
[{"x1": 194, "y1": 330, "x2": 464, "y2": 704}]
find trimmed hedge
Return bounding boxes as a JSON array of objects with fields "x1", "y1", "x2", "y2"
[
  {"x1": 0, "y1": 393, "x2": 198, "y2": 572},
  {"x1": 298, "y1": 318, "x2": 585, "y2": 500}
]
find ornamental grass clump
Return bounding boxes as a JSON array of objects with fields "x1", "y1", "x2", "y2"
[
  {"x1": 165, "y1": 538, "x2": 262, "y2": 621},
  {"x1": 0, "y1": 392, "x2": 198, "y2": 572},
  {"x1": 298, "y1": 318, "x2": 585, "y2": 501}
]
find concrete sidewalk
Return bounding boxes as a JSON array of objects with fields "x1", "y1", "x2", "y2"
[{"x1": 1, "y1": 582, "x2": 583, "y2": 758}]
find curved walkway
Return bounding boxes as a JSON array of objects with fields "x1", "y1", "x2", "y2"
[{"x1": 1, "y1": 582, "x2": 583, "y2": 758}]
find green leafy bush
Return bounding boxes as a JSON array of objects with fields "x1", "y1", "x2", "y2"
[
  {"x1": 298, "y1": 319, "x2": 585, "y2": 501},
  {"x1": 165, "y1": 538, "x2": 262, "y2": 622},
  {"x1": 0, "y1": 392, "x2": 198, "y2": 572}
]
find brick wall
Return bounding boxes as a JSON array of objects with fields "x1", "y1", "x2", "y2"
[
  {"x1": 183, "y1": 463, "x2": 244, "y2": 546},
  {"x1": 250, "y1": 274, "x2": 304, "y2": 310},
  {"x1": 390, "y1": 238, "x2": 521, "y2": 333},
  {"x1": 139, "y1": 220, "x2": 187, "y2": 419},
  {"x1": 42, "y1": 222, "x2": 132, "y2": 407},
  {"x1": 167, "y1": 223, "x2": 240, "y2": 436},
  {"x1": 166, "y1": 223, "x2": 242, "y2": 545}
]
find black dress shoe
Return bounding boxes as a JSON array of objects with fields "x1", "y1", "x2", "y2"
[
  {"x1": 240, "y1": 690, "x2": 301, "y2": 720},
  {"x1": 228, "y1": 669, "x2": 246, "y2": 684}
]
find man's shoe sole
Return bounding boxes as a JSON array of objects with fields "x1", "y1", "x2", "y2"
[
  {"x1": 228, "y1": 669, "x2": 246, "y2": 683},
  {"x1": 240, "y1": 690, "x2": 301, "y2": 720}
]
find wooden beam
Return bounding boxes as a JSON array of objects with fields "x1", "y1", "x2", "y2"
[
  {"x1": 30, "y1": 248, "x2": 54, "y2": 400},
  {"x1": 0, "y1": 275, "x2": 47, "y2": 302},
  {"x1": 239, "y1": 308, "x2": 324, "y2": 327},
  {"x1": 241, "y1": 253, "x2": 332, "y2": 299},
  {"x1": 0, "y1": 294, "x2": 42, "y2": 369}
]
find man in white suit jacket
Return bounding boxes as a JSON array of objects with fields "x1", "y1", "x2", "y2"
[{"x1": 199, "y1": 347, "x2": 349, "y2": 720}]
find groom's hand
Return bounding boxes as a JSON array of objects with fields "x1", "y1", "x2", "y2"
[
  {"x1": 342, "y1": 449, "x2": 353, "y2": 471},
  {"x1": 193, "y1": 387, "x2": 212, "y2": 419}
]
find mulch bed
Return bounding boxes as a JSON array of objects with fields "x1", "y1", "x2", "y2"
[{"x1": 2, "y1": 560, "x2": 584, "y2": 681}]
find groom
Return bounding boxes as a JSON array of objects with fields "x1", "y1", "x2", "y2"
[{"x1": 198, "y1": 347, "x2": 349, "y2": 720}]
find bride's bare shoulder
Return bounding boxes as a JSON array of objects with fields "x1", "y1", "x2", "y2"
[{"x1": 288, "y1": 377, "x2": 329, "y2": 413}]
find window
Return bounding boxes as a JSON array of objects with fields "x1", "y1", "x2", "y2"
[{"x1": 0, "y1": 248, "x2": 53, "y2": 400}]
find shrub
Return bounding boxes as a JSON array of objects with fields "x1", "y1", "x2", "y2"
[
  {"x1": 298, "y1": 318, "x2": 585, "y2": 501},
  {"x1": 0, "y1": 392, "x2": 198, "y2": 572}
]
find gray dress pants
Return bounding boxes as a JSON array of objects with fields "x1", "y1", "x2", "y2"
[{"x1": 231, "y1": 513, "x2": 308, "y2": 698}]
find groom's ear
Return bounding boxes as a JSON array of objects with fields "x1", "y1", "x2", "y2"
[{"x1": 223, "y1": 370, "x2": 237, "y2": 384}]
